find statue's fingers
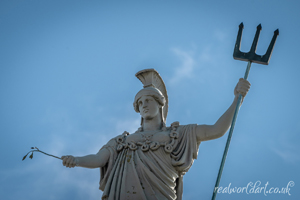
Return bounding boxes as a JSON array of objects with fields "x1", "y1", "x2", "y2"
[
  {"x1": 70, "y1": 159, "x2": 76, "y2": 168},
  {"x1": 239, "y1": 80, "x2": 251, "y2": 85},
  {"x1": 237, "y1": 82, "x2": 250, "y2": 89},
  {"x1": 238, "y1": 85, "x2": 250, "y2": 93},
  {"x1": 236, "y1": 88, "x2": 247, "y2": 96},
  {"x1": 66, "y1": 156, "x2": 73, "y2": 167},
  {"x1": 63, "y1": 156, "x2": 70, "y2": 167},
  {"x1": 238, "y1": 91, "x2": 247, "y2": 97},
  {"x1": 238, "y1": 78, "x2": 251, "y2": 85},
  {"x1": 240, "y1": 82, "x2": 251, "y2": 89},
  {"x1": 238, "y1": 79, "x2": 250, "y2": 86},
  {"x1": 62, "y1": 156, "x2": 69, "y2": 166},
  {"x1": 70, "y1": 158, "x2": 76, "y2": 168}
]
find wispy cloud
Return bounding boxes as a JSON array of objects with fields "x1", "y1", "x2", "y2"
[
  {"x1": 169, "y1": 48, "x2": 196, "y2": 85},
  {"x1": 269, "y1": 134, "x2": 300, "y2": 163},
  {"x1": 213, "y1": 29, "x2": 228, "y2": 42},
  {"x1": 168, "y1": 40, "x2": 226, "y2": 86},
  {"x1": 270, "y1": 147, "x2": 300, "y2": 163}
]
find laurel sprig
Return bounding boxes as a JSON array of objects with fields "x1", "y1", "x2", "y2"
[{"x1": 22, "y1": 147, "x2": 62, "y2": 161}]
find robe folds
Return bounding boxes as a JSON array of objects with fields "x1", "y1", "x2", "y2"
[{"x1": 98, "y1": 123, "x2": 200, "y2": 200}]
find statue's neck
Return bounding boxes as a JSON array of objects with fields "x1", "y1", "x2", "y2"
[{"x1": 142, "y1": 115, "x2": 162, "y2": 131}]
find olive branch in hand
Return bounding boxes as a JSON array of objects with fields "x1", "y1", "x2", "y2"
[{"x1": 22, "y1": 147, "x2": 62, "y2": 161}]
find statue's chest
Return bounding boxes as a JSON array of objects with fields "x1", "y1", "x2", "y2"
[
  {"x1": 116, "y1": 129, "x2": 179, "y2": 153},
  {"x1": 125, "y1": 131, "x2": 170, "y2": 144}
]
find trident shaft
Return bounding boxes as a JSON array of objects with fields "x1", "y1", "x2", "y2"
[{"x1": 211, "y1": 23, "x2": 279, "y2": 200}]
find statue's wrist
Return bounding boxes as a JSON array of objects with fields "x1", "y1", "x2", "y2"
[
  {"x1": 74, "y1": 157, "x2": 79, "y2": 166},
  {"x1": 234, "y1": 95, "x2": 239, "y2": 101}
]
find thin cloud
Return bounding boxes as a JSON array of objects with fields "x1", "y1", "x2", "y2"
[
  {"x1": 270, "y1": 147, "x2": 300, "y2": 163},
  {"x1": 269, "y1": 134, "x2": 300, "y2": 163},
  {"x1": 213, "y1": 29, "x2": 228, "y2": 42},
  {"x1": 168, "y1": 46, "x2": 219, "y2": 90},
  {"x1": 169, "y1": 48, "x2": 196, "y2": 85}
]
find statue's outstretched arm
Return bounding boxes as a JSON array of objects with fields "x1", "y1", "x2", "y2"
[
  {"x1": 196, "y1": 78, "x2": 250, "y2": 142},
  {"x1": 61, "y1": 148, "x2": 110, "y2": 169}
]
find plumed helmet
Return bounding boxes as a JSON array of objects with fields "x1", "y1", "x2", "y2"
[{"x1": 133, "y1": 69, "x2": 168, "y2": 123}]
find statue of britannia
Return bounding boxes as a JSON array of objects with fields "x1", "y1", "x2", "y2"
[{"x1": 62, "y1": 68, "x2": 250, "y2": 200}]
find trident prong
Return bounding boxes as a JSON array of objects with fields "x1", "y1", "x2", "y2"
[
  {"x1": 233, "y1": 22, "x2": 279, "y2": 65},
  {"x1": 211, "y1": 23, "x2": 279, "y2": 200}
]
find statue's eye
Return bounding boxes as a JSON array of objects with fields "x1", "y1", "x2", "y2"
[{"x1": 138, "y1": 101, "x2": 142, "y2": 105}]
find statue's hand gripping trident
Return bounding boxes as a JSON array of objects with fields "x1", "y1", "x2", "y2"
[{"x1": 211, "y1": 23, "x2": 279, "y2": 200}]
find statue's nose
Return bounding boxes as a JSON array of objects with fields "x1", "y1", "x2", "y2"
[{"x1": 143, "y1": 102, "x2": 148, "y2": 108}]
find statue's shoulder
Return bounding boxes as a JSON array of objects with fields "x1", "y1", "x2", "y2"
[
  {"x1": 169, "y1": 121, "x2": 197, "y2": 135},
  {"x1": 111, "y1": 131, "x2": 130, "y2": 143},
  {"x1": 170, "y1": 121, "x2": 180, "y2": 129},
  {"x1": 102, "y1": 131, "x2": 130, "y2": 149},
  {"x1": 169, "y1": 121, "x2": 186, "y2": 133}
]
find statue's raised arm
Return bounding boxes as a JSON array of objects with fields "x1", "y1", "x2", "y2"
[{"x1": 195, "y1": 78, "x2": 250, "y2": 142}]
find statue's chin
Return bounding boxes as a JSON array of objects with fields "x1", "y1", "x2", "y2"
[{"x1": 143, "y1": 116, "x2": 154, "y2": 120}]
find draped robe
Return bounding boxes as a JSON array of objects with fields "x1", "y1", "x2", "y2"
[{"x1": 98, "y1": 123, "x2": 200, "y2": 200}]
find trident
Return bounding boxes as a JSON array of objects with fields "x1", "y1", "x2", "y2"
[{"x1": 211, "y1": 23, "x2": 279, "y2": 200}]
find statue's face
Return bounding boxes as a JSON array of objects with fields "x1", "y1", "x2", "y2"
[{"x1": 138, "y1": 95, "x2": 161, "y2": 120}]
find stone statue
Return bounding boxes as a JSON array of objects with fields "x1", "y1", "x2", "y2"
[{"x1": 62, "y1": 68, "x2": 250, "y2": 200}]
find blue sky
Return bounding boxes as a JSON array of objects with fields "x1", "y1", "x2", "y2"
[{"x1": 1, "y1": 0, "x2": 299, "y2": 199}]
